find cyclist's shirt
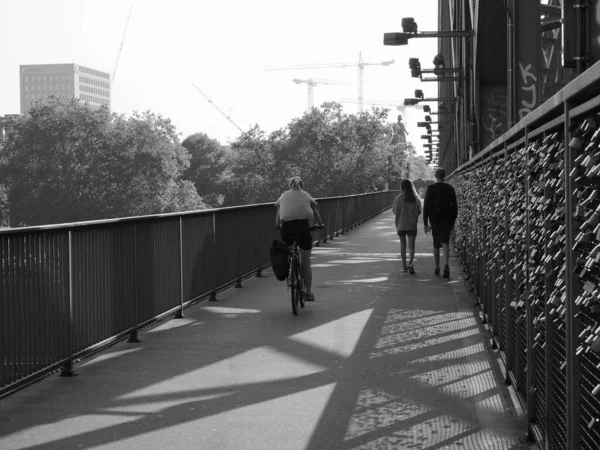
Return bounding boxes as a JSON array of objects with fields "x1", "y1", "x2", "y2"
[{"x1": 275, "y1": 189, "x2": 316, "y2": 221}]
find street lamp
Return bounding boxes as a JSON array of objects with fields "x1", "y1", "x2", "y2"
[
  {"x1": 383, "y1": 17, "x2": 472, "y2": 46},
  {"x1": 404, "y1": 97, "x2": 456, "y2": 106},
  {"x1": 423, "y1": 105, "x2": 445, "y2": 115},
  {"x1": 406, "y1": 56, "x2": 462, "y2": 82}
]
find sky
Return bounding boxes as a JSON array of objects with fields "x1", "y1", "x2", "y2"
[{"x1": 1, "y1": 0, "x2": 439, "y2": 154}]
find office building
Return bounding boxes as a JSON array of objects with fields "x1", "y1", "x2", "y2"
[{"x1": 20, "y1": 64, "x2": 111, "y2": 114}]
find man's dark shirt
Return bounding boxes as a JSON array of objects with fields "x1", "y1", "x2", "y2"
[{"x1": 423, "y1": 182, "x2": 458, "y2": 225}]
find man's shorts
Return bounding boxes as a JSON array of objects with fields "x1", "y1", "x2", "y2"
[
  {"x1": 397, "y1": 230, "x2": 417, "y2": 237},
  {"x1": 431, "y1": 222, "x2": 452, "y2": 249},
  {"x1": 281, "y1": 219, "x2": 313, "y2": 251}
]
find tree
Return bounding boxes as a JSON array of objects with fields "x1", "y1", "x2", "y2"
[
  {"x1": 181, "y1": 133, "x2": 228, "y2": 207},
  {"x1": 207, "y1": 102, "x2": 412, "y2": 206},
  {"x1": 222, "y1": 125, "x2": 284, "y2": 206},
  {"x1": 0, "y1": 98, "x2": 204, "y2": 227},
  {"x1": 0, "y1": 184, "x2": 8, "y2": 227},
  {"x1": 118, "y1": 110, "x2": 205, "y2": 216},
  {"x1": 408, "y1": 155, "x2": 434, "y2": 181},
  {"x1": 275, "y1": 103, "x2": 395, "y2": 197}
]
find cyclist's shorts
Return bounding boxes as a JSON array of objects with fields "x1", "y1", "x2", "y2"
[
  {"x1": 431, "y1": 222, "x2": 452, "y2": 249},
  {"x1": 281, "y1": 219, "x2": 313, "y2": 251}
]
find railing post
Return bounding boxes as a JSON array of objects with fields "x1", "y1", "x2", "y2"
[
  {"x1": 524, "y1": 126, "x2": 536, "y2": 441},
  {"x1": 564, "y1": 100, "x2": 581, "y2": 450},
  {"x1": 128, "y1": 222, "x2": 141, "y2": 343},
  {"x1": 543, "y1": 143, "x2": 554, "y2": 446},
  {"x1": 175, "y1": 217, "x2": 185, "y2": 318},
  {"x1": 210, "y1": 212, "x2": 218, "y2": 301},
  {"x1": 491, "y1": 209, "x2": 498, "y2": 349},
  {"x1": 235, "y1": 210, "x2": 242, "y2": 288},
  {"x1": 60, "y1": 230, "x2": 76, "y2": 377},
  {"x1": 504, "y1": 147, "x2": 513, "y2": 385}
]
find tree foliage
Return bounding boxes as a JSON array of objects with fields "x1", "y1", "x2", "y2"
[
  {"x1": 222, "y1": 126, "x2": 285, "y2": 206},
  {"x1": 0, "y1": 98, "x2": 437, "y2": 227},
  {"x1": 409, "y1": 155, "x2": 434, "y2": 181},
  {"x1": 223, "y1": 103, "x2": 408, "y2": 205},
  {"x1": 0, "y1": 98, "x2": 204, "y2": 227},
  {"x1": 181, "y1": 132, "x2": 228, "y2": 207}
]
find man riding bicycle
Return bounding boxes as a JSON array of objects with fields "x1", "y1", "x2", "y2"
[{"x1": 275, "y1": 176, "x2": 324, "y2": 302}]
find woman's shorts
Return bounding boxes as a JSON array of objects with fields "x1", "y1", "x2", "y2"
[
  {"x1": 281, "y1": 219, "x2": 313, "y2": 250},
  {"x1": 397, "y1": 230, "x2": 417, "y2": 237}
]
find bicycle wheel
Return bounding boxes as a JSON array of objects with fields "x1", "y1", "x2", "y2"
[
  {"x1": 298, "y1": 265, "x2": 305, "y2": 308},
  {"x1": 290, "y1": 257, "x2": 299, "y2": 315}
]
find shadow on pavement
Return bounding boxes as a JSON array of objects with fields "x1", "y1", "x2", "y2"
[{"x1": 0, "y1": 212, "x2": 535, "y2": 450}]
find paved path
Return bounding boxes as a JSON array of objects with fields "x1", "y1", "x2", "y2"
[{"x1": 0, "y1": 210, "x2": 537, "y2": 450}]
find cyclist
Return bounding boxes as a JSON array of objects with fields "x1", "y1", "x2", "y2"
[{"x1": 275, "y1": 176, "x2": 324, "y2": 301}]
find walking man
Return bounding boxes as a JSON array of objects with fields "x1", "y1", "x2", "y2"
[{"x1": 423, "y1": 168, "x2": 458, "y2": 278}]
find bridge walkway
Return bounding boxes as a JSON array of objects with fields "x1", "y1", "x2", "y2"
[{"x1": 0, "y1": 211, "x2": 536, "y2": 450}]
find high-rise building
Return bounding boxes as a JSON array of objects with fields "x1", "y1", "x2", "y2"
[{"x1": 20, "y1": 64, "x2": 111, "y2": 114}]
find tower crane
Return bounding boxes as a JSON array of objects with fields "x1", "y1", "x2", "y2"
[
  {"x1": 293, "y1": 78, "x2": 351, "y2": 111},
  {"x1": 341, "y1": 99, "x2": 408, "y2": 111},
  {"x1": 192, "y1": 83, "x2": 244, "y2": 133},
  {"x1": 111, "y1": 5, "x2": 132, "y2": 83},
  {"x1": 265, "y1": 51, "x2": 394, "y2": 111},
  {"x1": 341, "y1": 99, "x2": 422, "y2": 123}
]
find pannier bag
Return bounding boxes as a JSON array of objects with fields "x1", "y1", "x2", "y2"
[{"x1": 270, "y1": 240, "x2": 289, "y2": 281}]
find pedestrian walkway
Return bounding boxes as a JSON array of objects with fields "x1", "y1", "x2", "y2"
[{"x1": 0, "y1": 210, "x2": 537, "y2": 450}]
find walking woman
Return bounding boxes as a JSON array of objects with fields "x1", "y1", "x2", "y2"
[{"x1": 392, "y1": 179, "x2": 422, "y2": 274}]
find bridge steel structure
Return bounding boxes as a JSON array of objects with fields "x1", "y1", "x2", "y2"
[
  {"x1": 449, "y1": 59, "x2": 600, "y2": 450},
  {"x1": 436, "y1": 2, "x2": 600, "y2": 447}
]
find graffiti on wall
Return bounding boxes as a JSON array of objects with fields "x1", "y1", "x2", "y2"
[
  {"x1": 518, "y1": 62, "x2": 538, "y2": 119},
  {"x1": 480, "y1": 87, "x2": 507, "y2": 148}
]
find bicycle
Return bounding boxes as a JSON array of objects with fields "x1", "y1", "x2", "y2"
[{"x1": 277, "y1": 224, "x2": 324, "y2": 315}]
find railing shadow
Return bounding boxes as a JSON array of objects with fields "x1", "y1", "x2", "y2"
[{"x1": 0, "y1": 215, "x2": 529, "y2": 450}]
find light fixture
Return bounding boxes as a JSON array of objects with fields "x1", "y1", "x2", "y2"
[
  {"x1": 383, "y1": 19, "x2": 472, "y2": 46},
  {"x1": 409, "y1": 58, "x2": 421, "y2": 78},
  {"x1": 401, "y1": 17, "x2": 418, "y2": 34}
]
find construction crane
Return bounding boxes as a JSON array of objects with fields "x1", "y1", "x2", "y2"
[
  {"x1": 192, "y1": 83, "x2": 244, "y2": 133},
  {"x1": 266, "y1": 51, "x2": 394, "y2": 111},
  {"x1": 342, "y1": 99, "x2": 407, "y2": 111},
  {"x1": 293, "y1": 78, "x2": 351, "y2": 111},
  {"x1": 342, "y1": 99, "x2": 422, "y2": 123},
  {"x1": 111, "y1": 5, "x2": 132, "y2": 83}
]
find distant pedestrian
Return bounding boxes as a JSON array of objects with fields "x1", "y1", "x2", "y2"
[
  {"x1": 423, "y1": 168, "x2": 458, "y2": 278},
  {"x1": 393, "y1": 179, "x2": 421, "y2": 274}
]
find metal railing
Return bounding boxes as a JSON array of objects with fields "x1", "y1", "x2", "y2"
[
  {"x1": 448, "y1": 60, "x2": 600, "y2": 449},
  {"x1": 0, "y1": 190, "x2": 398, "y2": 398}
]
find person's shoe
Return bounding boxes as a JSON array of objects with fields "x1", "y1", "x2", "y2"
[
  {"x1": 408, "y1": 264, "x2": 415, "y2": 275},
  {"x1": 434, "y1": 267, "x2": 440, "y2": 276},
  {"x1": 304, "y1": 292, "x2": 315, "y2": 301},
  {"x1": 402, "y1": 265, "x2": 408, "y2": 273},
  {"x1": 443, "y1": 265, "x2": 450, "y2": 278}
]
